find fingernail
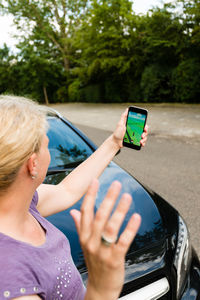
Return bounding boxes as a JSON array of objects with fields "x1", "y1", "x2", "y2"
[{"x1": 122, "y1": 193, "x2": 132, "y2": 202}]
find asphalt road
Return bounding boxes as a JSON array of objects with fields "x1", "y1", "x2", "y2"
[{"x1": 50, "y1": 103, "x2": 200, "y2": 257}]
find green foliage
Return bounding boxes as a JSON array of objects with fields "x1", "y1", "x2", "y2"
[
  {"x1": 0, "y1": 42, "x2": 66, "y2": 103},
  {"x1": 172, "y1": 58, "x2": 200, "y2": 102},
  {"x1": 0, "y1": 45, "x2": 12, "y2": 94},
  {"x1": 68, "y1": 79, "x2": 82, "y2": 102},
  {"x1": 81, "y1": 84, "x2": 102, "y2": 103},
  {"x1": 141, "y1": 64, "x2": 173, "y2": 102},
  {"x1": 0, "y1": 0, "x2": 90, "y2": 71},
  {"x1": 56, "y1": 85, "x2": 68, "y2": 103},
  {"x1": 0, "y1": 0, "x2": 200, "y2": 103}
]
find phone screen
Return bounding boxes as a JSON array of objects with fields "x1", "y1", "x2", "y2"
[{"x1": 123, "y1": 107, "x2": 147, "y2": 150}]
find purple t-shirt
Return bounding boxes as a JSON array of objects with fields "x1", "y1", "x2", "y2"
[{"x1": 0, "y1": 192, "x2": 86, "y2": 300}]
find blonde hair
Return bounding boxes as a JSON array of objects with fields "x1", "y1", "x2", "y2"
[{"x1": 0, "y1": 95, "x2": 48, "y2": 193}]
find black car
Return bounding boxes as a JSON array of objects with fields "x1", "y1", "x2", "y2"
[{"x1": 44, "y1": 109, "x2": 200, "y2": 300}]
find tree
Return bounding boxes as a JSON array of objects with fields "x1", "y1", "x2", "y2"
[
  {"x1": 0, "y1": 44, "x2": 13, "y2": 94},
  {"x1": 138, "y1": 4, "x2": 184, "y2": 102},
  {"x1": 15, "y1": 41, "x2": 66, "y2": 103},
  {"x1": 172, "y1": 58, "x2": 200, "y2": 102},
  {"x1": 0, "y1": 43, "x2": 65, "y2": 103},
  {"x1": 70, "y1": 0, "x2": 144, "y2": 102},
  {"x1": 0, "y1": 0, "x2": 90, "y2": 72},
  {"x1": 0, "y1": 0, "x2": 91, "y2": 102},
  {"x1": 171, "y1": 0, "x2": 200, "y2": 102},
  {"x1": 177, "y1": 0, "x2": 200, "y2": 49},
  {"x1": 1, "y1": 0, "x2": 199, "y2": 103}
]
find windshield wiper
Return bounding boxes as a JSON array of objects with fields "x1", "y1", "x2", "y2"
[{"x1": 47, "y1": 160, "x2": 85, "y2": 175}]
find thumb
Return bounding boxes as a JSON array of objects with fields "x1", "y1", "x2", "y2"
[
  {"x1": 118, "y1": 108, "x2": 128, "y2": 127},
  {"x1": 70, "y1": 209, "x2": 81, "y2": 234}
]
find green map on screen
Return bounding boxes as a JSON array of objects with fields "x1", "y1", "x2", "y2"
[{"x1": 123, "y1": 111, "x2": 146, "y2": 146}]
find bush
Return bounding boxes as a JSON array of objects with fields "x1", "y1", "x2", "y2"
[
  {"x1": 172, "y1": 58, "x2": 200, "y2": 103},
  {"x1": 141, "y1": 64, "x2": 173, "y2": 102},
  {"x1": 80, "y1": 84, "x2": 102, "y2": 102},
  {"x1": 68, "y1": 79, "x2": 82, "y2": 102}
]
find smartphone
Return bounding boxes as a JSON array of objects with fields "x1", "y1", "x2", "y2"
[{"x1": 123, "y1": 106, "x2": 148, "y2": 150}]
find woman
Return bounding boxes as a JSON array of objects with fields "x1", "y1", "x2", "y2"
[{"x1": 0, "y1": 95, "x2": 148, "y2": 300}]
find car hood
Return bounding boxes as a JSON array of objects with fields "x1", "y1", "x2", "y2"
[{"x1": 46, "y1": 162, "x2": 166, "y2": 284}]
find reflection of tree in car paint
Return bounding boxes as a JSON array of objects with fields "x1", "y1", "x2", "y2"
[
  {"x1": 76, "y1": 219, "x2": 164, "y2": 275},
  {"x1": 56, "y1": 145, "x2": 88, "y2": 167},
  {"x1": 57, "y1": 144, "x2": 88, "y2": 159},
  {"x1": 47, "y1": 117, "x2": 93, "y2": 169}
]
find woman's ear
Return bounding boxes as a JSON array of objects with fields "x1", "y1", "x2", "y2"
[{"x1": 27, "y1": 153, "x2": 38, "y2": 179}]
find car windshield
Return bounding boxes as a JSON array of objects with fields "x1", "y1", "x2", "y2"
[{"x1": 47, "y1": 117, "x2": 93, "y2": 170}]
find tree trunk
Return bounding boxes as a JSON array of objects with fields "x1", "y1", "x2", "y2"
[
  {"x1": 43, "y1": 86, "x2": 49, "y2": 105},
  {"x1": 63, "y1": 56, "x2": 70, "y2": 72}
]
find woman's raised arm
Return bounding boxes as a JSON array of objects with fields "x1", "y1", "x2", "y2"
[{"x1": 37, "y1": 109, "x2": 148, "y2": 217}]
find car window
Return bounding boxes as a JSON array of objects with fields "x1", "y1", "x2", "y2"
[{"x1": 47, "y1": 117, "x2": 93, "y2": 169}]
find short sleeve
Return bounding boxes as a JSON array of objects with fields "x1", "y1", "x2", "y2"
[
  {"x1": 0, "y1": 241, "x2": 45, "y2": 299},
  {"x1": 29, "y1": 191, "x2": 39, "y2": 212}
]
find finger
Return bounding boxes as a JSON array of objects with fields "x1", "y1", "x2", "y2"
[
  {"x1": 70, "y1": 209, "x2": 81, "y2": 234},
  {"x1": 141, "y1": 132, "x2": 146, "y2": 139},
  {"x1": 115, "y1": 213, "x2": 141, "y2": 255},
  {"x1": 91, "y1": 181, "x2": 122, "y2": 241},
  {"x1": 144, "y1": 124, "x2": 149, "y2": 134},
  {"x1": 141, "y1": 125, "x2": 149, "y2": 139},
  {"x1": 140, "y1": 136, "x2": 147, "y2": 146},
  {"x1": 80, "y1": 178, "x2": 99, "y2": 242},
  {"x1": 102, "y1": 193, "x2": 132, "y2": 242}
]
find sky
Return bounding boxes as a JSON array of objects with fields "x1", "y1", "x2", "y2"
[{"x1": 0, "y1": 0, "x2": 163, "y2": 50}]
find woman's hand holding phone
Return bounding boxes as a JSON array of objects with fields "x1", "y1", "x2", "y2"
[{"x1": 111, "y1": 107, "x2": 148, "y2": 150}]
